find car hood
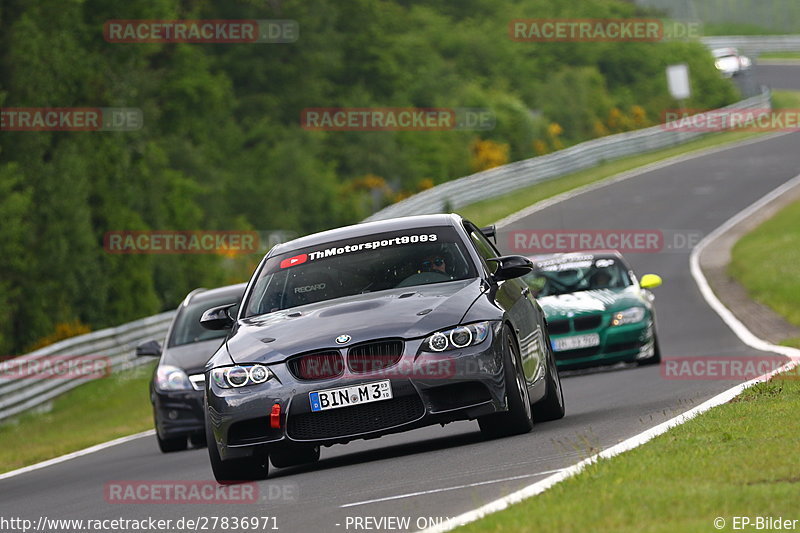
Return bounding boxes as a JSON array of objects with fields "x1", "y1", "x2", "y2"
[
  {"x1": 224, "y1": 278, "x2": 486, "y2": 364},
  {"x1": 715, "y1": 56, "x2": 740, "y2": 73},
  {"x1": 162, "y1": 338, "x2": 227, "y2": 373},
  {"x1": 538, "y1": 287, "x2": 643, "y2": 319}
]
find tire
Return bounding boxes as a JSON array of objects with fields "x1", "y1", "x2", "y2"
[
  {"x1": 270, "y1": 444, "x2": 321, "y2": 469},
  {"x1": 206, "y1": 421, "x2": 269, "y2": 483},
  {"x1": 157, "y1": 432, "x2": 188, "y2": 453},
  {"x1": 189, "y1": 432, "x2": 207, "y2": 448},
  {"x1": 533, "y1": 327, "x2": 565, "y2": 422},
  {"x1": 637, "y1": 332, "x2": 662, "y2": 366},
  {"x1": 478, "y1": 325, "x2": 533, "y2": 438}
]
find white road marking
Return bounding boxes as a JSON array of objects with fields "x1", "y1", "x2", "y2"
[
  {"x1": 420, "y1": 158, "x2": 800, "y2": 533},
  {"x1": 1, "y1": 130, "x2": 797, "y2": 514},
  {"x1": 0, "y1": 430, "x2": 154, "y2": 482},
  {"x1": 341, "y1": 468, "x2": 564, "y2": 508}
]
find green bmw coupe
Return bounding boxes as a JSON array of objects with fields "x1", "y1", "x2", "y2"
[{"x1": 523, "y1": 251, "x2": 662, "y2": 369}]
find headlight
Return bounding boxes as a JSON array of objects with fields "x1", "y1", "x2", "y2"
[
  {"x1": 155, "y1": 365, "x2": 192, "y2": 391},
  {"x1": 611, "y1": 307, "x2": 646, "y2": 326},
  {"x1": 210, "y1": 364, "x2": 275, "y2": 389},
  {"x1": 423, "y1": 322, "x2": 491, "y2": 352}
]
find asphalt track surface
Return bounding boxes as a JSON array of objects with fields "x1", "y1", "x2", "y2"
[
  {"x1": 752, "y1": 63, "x2": 800, "y2": 90},
  {"x1": 3, "y1": 96, "x2": 800, "y2": 533}
]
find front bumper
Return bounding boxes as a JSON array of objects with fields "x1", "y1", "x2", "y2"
[
  {"x1": 153, "y1": 388, "x2": 205, "y2": 438},
  {"x1": 206, "y1": 330, "x2": 508, "y2": 460},
  {"x1": 552, "y1": 320, "x2": 655, "y2": 370}
]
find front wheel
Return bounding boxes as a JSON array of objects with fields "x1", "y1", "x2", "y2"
[
  {"x1": 478, "y1": 325, "x2": 534, "y2": 438},
  {"x1": 189, "y1": 432, "x2": 207, "y2": 448},
  {"x1": 207, "y1": 421, "x2": 268, "y2": 483},
  {"x1": 533, "y1": 328, "x2": 565, "y2": 422},
  {"x1": 270, "y1": 444, "x2": 321, "y2": 469},
  {"x1": 156, "y1": 432, "x2": 188, "y2": 453}
]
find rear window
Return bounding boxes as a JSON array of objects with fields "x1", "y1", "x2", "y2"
[{"x1": 243, "y1": 226, "x2": 476, "y2": 317}]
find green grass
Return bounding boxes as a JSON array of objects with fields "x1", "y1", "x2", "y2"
[
  {"x1": 457, "y1": 89, "x2": 800, "y2": 533},
  {"x1": 759, "y1": 52, "x2": 800, "y2": 60},
  {"x1": 729, "y1": 198, "x2": 800, "y2": 334},
  {"x1": 3, "y1": 93, "x2": 798, "y2": 475},
  {"x1": 781, "y1": 338, "x2": 800, "y2": 349},
  {"x1": 771, "y1": 89, "x2": 800, "y2": 109},
  {"x1": 459, "y1": 90, "x2": 800, "y2": 227},
  {"x1": 459, "y1": 374, "x2": 800, "y2": 533},
  {"x1": 457, "y1": 130, "x2": 763, "y2": 226},
  {"x1": 0, "y1": 361, "x2": 156, "y2": 473}
]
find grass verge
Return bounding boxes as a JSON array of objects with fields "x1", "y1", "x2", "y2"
[
  {"x1": 759, "y1": 51, "x2": 800, "y2": 60},
  {"x1": 3, "y1": 93, "x2": 798, "y2": 475},
  {"x1": 771, "y1": 89, "x2": 800, "y2": 109},
  {"x1": 458, "y1": 91, "x2": 800, "y2": 532},
  {"x1": 459, "y1": 373, "x2": 800, "y2": 533},
  {"x1": 459, "y1": 89, "x2": 800, "y2": 227},
  {"x1": 0, "y1": 361, "x2": 156, "y2": 474},
  {"x1": 729, "y1": 198, "x2": 800, "y2": 349}
]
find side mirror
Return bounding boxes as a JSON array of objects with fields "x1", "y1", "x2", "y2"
[
  {"x1": 136, "y1": 339, "x2": 162, "y2": 357},
  {"x1": 490, "y1": 255, "x2": 534, "y2": 282},
  {"x1": 480, "y1": 225, "x2": 497, "y2": 244},
  {"x1": 200, "y1": 303, "x2": 237, "y2": 331},
  {"x1": 640, "y1": 274, "x2": 662, "y2": 289}
]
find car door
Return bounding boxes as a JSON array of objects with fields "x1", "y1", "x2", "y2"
[{"x1": 463, "y1": 222, "x2": 543, "y2": 383}]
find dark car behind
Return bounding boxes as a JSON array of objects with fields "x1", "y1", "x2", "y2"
[{"x1": 136, "y1": 283, "x2": 246, "y2": 452}]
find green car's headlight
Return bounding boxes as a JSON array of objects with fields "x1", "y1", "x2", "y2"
[
  {"x1": 211, "y1": 364, "x2": 275, "y2": 388},
  {"x1": 423, "y1": 322, "x2": 491, "y2": 352},
  {"x1": 611, "y1": 307, "x2": 646, "y2": 326}
]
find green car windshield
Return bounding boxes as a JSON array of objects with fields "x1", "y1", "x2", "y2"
[{"x1": 524, "y1": 255, "x2": 632, "y2": 297}]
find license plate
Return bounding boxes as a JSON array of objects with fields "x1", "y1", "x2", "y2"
[
  {"x1": 552, "y1": 333, "x2": 600, "y2": 352},
  {"x1": 309, "y1": 380, "x2": 392, "y2": 412}
]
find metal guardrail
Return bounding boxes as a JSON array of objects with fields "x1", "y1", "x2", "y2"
[
  {"x1": 0, "y1": 311, "x2": 174, "y2": 421},
  {"x1": 700, "y1": 35, "x2": 800, "y2": 56},
  {"x1": 0, "y1": 60, "x2": 781, "y2": 423},
  {"x1": 365, "y1": 89, "x2": 772, "y2": 222}
]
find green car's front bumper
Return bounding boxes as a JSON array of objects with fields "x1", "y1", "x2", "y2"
[{"x1": 548, "y1": 314, "x2": 655, "y2": 369}]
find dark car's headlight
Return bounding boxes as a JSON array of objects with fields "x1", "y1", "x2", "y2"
[
  {"x1": 610, "y1": 307, "x2": 646, "y2": 326},
  {"x1": 423, "y1": 322, "x2": 491, "y2": 352},
  {"x1": 155, "y1": 365, "x2": 193, "y2": 391},
  {"x1": 210, "y1": 364, "x2": 275, "y2": 389}
]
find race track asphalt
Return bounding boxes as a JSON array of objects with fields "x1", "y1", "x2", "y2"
[{"x1": 2, "y1": 85, "x2": 799, "y2": 533}]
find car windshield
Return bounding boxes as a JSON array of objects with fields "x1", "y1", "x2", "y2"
[
  {"x1": 712, "y1": 48, "x2": 737, "y2": 58},
  {"x1": 243, "y1": 226, "x2": 476, "y2": 317},
  {"x1": 168, "y1": 295, "x2": 241, "y2": 347},
  {"x1": 523, "y1": 256, "x2": 632, "y2": 297}
]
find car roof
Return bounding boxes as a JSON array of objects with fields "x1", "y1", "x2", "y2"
[
  {"x1": 268, "y1": 214, "x2": 463, "y2": 256},
  {"x1": 712, "y1": 47, "x2": 738, "y2": 57},
  {"x1": 527, "y1": 250, "x2": 625, "y2": 265},
  {"x1": 181, "y1": 283, "x2": 248, "y2": 308}
]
